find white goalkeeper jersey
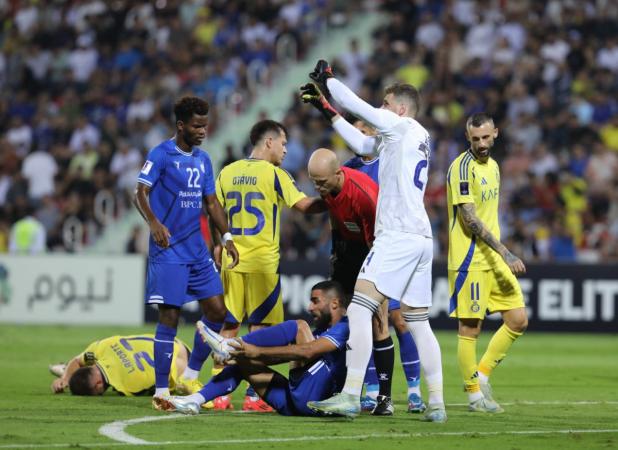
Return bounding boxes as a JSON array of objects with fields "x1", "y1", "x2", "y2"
[{"x1": 328, "y1": 78, "x2": 433, "y2": 238}]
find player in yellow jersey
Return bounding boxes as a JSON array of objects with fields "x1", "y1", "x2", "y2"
[
  {"x1": 214, "y1": 119, "x2": 326, "y2": 410},
  {"x1": 446, "y1": 113, "x2": 528, "y2": 413},
  {"x1": 49, "y1": 334, "x2": 198, "y2": 397}
]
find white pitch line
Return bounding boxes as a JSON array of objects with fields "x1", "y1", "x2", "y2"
[
  {"x1": 98, "y1": 414, "x2": 188, "y2": 444},
  {"x1": 1, "y1": 429, "x2": 618, "y2": 449}
]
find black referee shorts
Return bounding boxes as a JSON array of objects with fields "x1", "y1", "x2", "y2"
[{"x1": 330, "y1": 240, "x2": 370, "y2": 297}]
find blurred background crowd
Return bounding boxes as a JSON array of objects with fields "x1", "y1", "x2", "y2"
[{"x1": 1, "y1": 0, "x2": 618, "y2": 263}]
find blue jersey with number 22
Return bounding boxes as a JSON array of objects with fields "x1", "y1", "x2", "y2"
[{"x1": 137, "y1": 139, "x2": 215, "y2": 264}]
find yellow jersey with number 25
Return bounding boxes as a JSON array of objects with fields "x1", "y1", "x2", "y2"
[{"x1": 216, "y1": 158, "x2": 306, "y2": 273}]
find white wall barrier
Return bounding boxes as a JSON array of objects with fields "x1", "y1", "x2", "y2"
[{"x1": 0, "y1": 255, "x2": 145, "y2": 325}]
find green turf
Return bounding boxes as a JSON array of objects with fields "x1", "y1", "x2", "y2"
[{"x1": 0, "y1": 325, "x2": 617, "y2": 449}]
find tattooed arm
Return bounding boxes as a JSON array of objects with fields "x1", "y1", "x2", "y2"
[{"x1": 459, "y1": 203, "x2": 526, "y2": 275}]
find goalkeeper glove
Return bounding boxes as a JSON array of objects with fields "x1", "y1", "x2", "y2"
[
  {"x1": 300, "y1": 83, "x2": 339, "y2": 120},
  {"x1": 309, "y1": 59, "x2": 334, "y2": 96}
]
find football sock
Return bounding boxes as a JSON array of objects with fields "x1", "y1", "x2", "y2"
[
  {"x1": 342, "y1": 293, "x2": 380, "y2": 397},
  {"x1": 154, "y1": 323, "x2": 177, "y2": 390},
  {"x1": 363, "y1": 354, "x2": 379, "y2": 399},
  {"x1": 196, "y1": 365, "x2": 243, "y2": 404},
  {"x1": 242, "y1": 320, "x2": 298, "y2": 347},
  {"x1": 458, "y1": 335, "x2": 482, "y2": 402},
  {"x1": 402, "y1": 310, "x2": 444, "y2": 406},
  {"x1": 186, "y1": 316, "x2": 221, "y2": 374},
  {"x1": 397, "y1": 330, "x2": 421, "y2": 396},
  {"x1": 478, "y1": 324, "x2": 523, "y2": 378},
  {"x1": 373, "y1": 336, "x2": 394, "y2": 397}
]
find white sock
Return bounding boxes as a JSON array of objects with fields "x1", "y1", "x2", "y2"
[
  {"x1": 478, "y1": 371, "x2": 489, "y2": 385},
  {"x1": 407, "y1": 385, "x2": 421, "y2": 397},
  {"x1": 468, "y1": 391, "x2": 483, "y2": 403},
  {"x1": 342, "y1": 294, "x2": 380, "y2": 397},
  {"x1": 186, "y1": 393, "x2": 206, "y2": 404},
  {"x1": 402, "y1": 311, "x2": 444, "y2": 407},
  {"x1": 154, "y1": 388, "x2": 170, "y2": 397},
  {"x1": 182, "y1": 368, "x2": 199, "y2": 380}
]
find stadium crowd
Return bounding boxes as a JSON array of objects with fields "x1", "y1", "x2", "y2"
[
  {"x1": 0, "y1": 0, "x2": 351, "y2": 251},
  {"x1": 1, "y1": 0, "x2": 618, "y2": 263},
  {"x1": 277, "y1": 0, "x2": 618, "y2": 263}
]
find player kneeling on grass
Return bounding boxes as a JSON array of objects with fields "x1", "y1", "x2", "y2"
[
  {"x1": 50, "y1": 334, "x2": 201, "y2": 399},
  {"x1": 154, "y1": 281, "x2": 351, "y2": 416}
]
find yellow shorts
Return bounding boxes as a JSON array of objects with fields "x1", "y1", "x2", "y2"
[
  {"x1": 222, "y1": 271, "x2": 283, "y2": 325},
  {"x1": 448, "y1": 262, "x2": 524, "y2": 319}
]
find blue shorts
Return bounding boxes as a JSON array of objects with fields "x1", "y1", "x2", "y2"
[
  {"x1": 145, "y1": 259, "x2": 223, "y2": 307},
  {"x1": 388, "y1": 299, "x2": 400, "y2": 311},
  {"x1": 264, "y1": 361, "x2": 337, "y2": 416}
]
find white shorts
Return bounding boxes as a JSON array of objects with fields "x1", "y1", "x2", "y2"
[{"x1": 357, "y1": 230, "x2": 433, "y2": 308}]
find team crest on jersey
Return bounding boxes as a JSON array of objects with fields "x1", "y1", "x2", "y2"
[
  {"x1": 174, "y1": 161, "x2": 180, "y2": 169},
  {"x1": 141, "y1": 161, "x2": 153, "y2": 175},
  {"x1": 471, "y1": 302, "x2": 480, "y2": 313},
  {"x1": 200, "y1": 163, "x2": 205, "y2": 173},
  {"x1": 343, "y1": 222, "x2": 361, "y2": 233}
]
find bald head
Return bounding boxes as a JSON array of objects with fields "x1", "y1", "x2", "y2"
[
  {"x1": 308, "y1": 148, "x2": 339, "y2": 178},
  {"x1": 307, "y1": 148, "x2": 343, "y2": 196}
]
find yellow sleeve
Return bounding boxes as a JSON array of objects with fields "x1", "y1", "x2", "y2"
[
  {"x1": 447, "y1": 156, "x2": 475, "y2": 205},
  {"x1": 215, "y1": 172, "x2": 225, "y2": 206},
  {"x1": 274, "y1": 167, "x2": 306, "y2": 208}
]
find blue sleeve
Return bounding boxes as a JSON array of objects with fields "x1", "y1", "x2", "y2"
[
  {"x1": 343, "y1": 157, "x2": 360, "y2": 169},
  {"x1": 137, "y1": 147, "x2": 164, "y2": 187},
  {"x1": 321, "y1": 319, "x2": 349, "y2": 349},
  {"x1": 202, "y1": 153, "x2": 216, "y2": 196}
]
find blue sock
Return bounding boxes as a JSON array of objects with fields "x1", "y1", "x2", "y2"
[
  {"x1": 188, "y1": 316, "x2": 222, "y2": 372},
  {"x1": 397, "y1": 330, "x2": 421, "y2": 388},
  {"x1": 154, "y1": 323, "x2": 177, "y2": 389},
  {"x1": 198, "y1": 366, "x2": 243, "y2": 402},
  {"x1": 364, "y1": 353, "x2": 379, "y2": 394},
  {"x1": 246, "y1": 385, "x2": 257, "y2": 398},
  {"x1": 242, "y1": 320, "x2": 298, "y2": 347}
]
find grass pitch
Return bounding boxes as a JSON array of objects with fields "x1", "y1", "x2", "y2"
[{"x1": 0, "y1": 325, "x2": 617, "y2": 449}]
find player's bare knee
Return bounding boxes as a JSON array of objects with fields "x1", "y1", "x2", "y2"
[
  {"x1": 295, "y1": 320, "x2": 313, "y2": 343},
  {"x1": 201, "y1": 297, "x2": 227, "y2": 323},
  {"x1": 158, "y1": 306, "x2": 180, "y2": 328},
  {"x1": 390, "y1": 310, "x2": 408, "y2": 334},
  {"x1": 503, "y1": 307, "x2": 528, "y2": 333},
  {"x1": 458, "y1": 318, "x2": 482, "y2": 338}
]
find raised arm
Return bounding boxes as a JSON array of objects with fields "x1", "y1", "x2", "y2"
[
  {"x1": 327, "y1": 78, "x2": 398, "y2": 132},
  {"x1": 458, "y1": 203, "x2": 526, "y2": 275}
]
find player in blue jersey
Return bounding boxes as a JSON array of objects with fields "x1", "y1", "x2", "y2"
[
  {"x1": 302, "y1": 87, "x2": 425, "y2": 414},
  {"x1": 134, "y1": 96, "x2": 240, "y2": 408},
  {"x1": 153, "y1": 280, "x2": 350, "y2": 416}
]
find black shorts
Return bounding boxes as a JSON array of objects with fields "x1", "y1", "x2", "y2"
[{"x1": 330, "y1": 239, "x2": 370, "y2": 296}]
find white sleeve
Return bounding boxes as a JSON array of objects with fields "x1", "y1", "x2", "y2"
[
  {"x1": 332, "y1": 117, "x2": 378, "y2": 156},
  {"x1": 327, "y1": 78, "x2": 401, "y2": 133}
]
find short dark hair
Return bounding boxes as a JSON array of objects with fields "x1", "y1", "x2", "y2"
[
  {"x1": 174, "y1": 96, "x2": 209, "y2": 123},
  {"x1": 311, "y1": 280, "x2": 348, "y2": 307},
  {"x1": 385, "y1": 83, "x2": 420, "y2": 116},
  {"x1": 466, "y1": 112, "x2": 494, "y2": 129},
  {"x1": 249, "y1": 120, "x2": 287, "y2": 146},
  {"x1": 68, "y1": 367, "x2": 96, "y2": 395}
]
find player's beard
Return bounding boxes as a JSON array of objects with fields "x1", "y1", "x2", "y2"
[{"x1": 313, "y1": 311, "x2": 332, "y2": 330}]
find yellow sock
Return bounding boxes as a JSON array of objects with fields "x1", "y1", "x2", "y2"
[
  {"x1": 478, "y1": 324, "x2": 523, "y2": 377},
  {"x1": 458, "y1": 335, "x2": 480, "y2": 393}
]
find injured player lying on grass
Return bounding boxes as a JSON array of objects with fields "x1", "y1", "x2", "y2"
[{"x1": 154, "y1": 280, "x2": 352, "y2": 416}]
